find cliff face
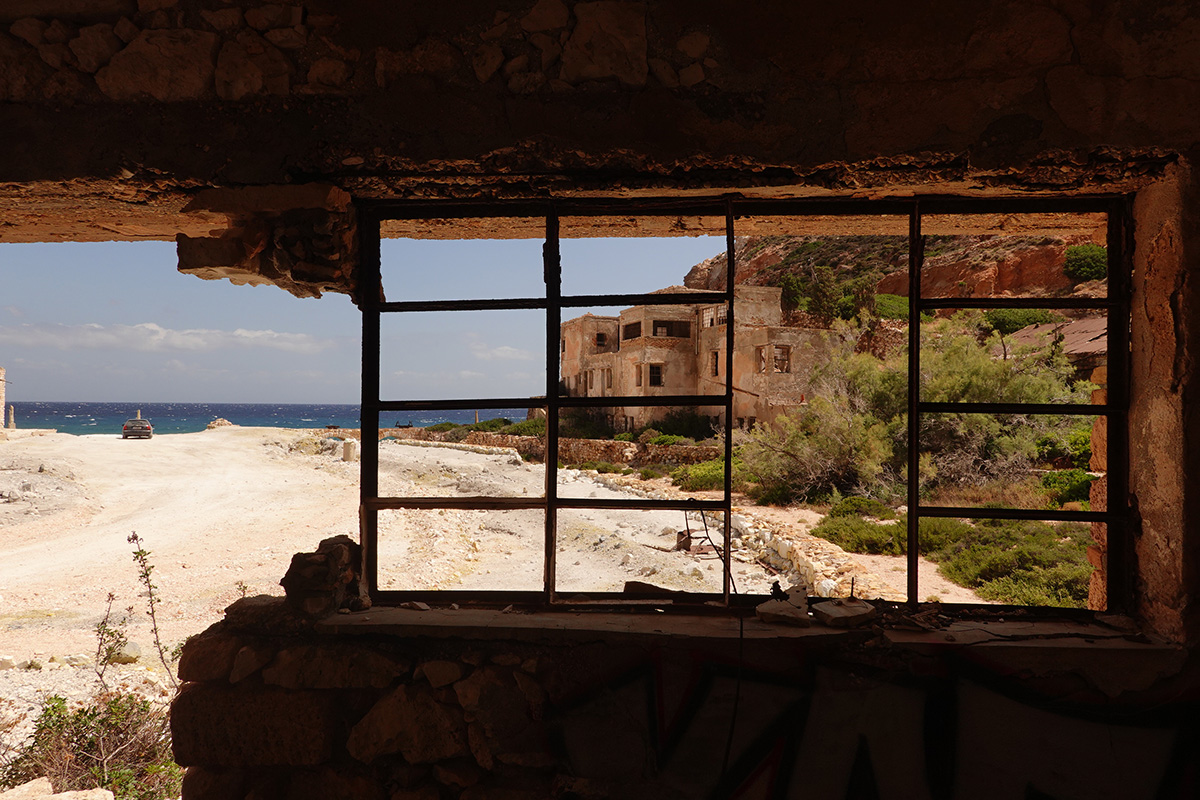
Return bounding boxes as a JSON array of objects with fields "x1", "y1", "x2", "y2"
[{"x1": 683, "y1": 234, "x2": 1100, "y2": 300}]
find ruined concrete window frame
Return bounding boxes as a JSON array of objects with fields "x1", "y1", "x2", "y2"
[
  {"x1": 356, "y1": 196, "x2": 1131, "y2": 615},
  {"x1": 606, "y1": 369, "x2": 613, "y2": 389},
  {"x1": 755, "y1": 346, "x2": 767, "y2": 373},
  {"x1": 596, "y1": 332, "x2": 607, "y2": 347},
  {"x1": 635, "y1": 364, "x2": 643, "y2": 387},
  {"x1": 711, "y1": 350, "x2": 720, "y2": 377},
  {"x1": 773, "y1": 345, "x2": 790, "y2": 374},
  {"x1": 702, "y1": 307, "x2": 716, "y2": 327}
]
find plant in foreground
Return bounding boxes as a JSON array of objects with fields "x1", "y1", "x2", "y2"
[
  {"x1": 93, "y1": 593, "x2": 132, "y2": 690},
  {"x1": 127, "y1": 533, "x2": 178, "y2": 691},
  {"x1": 0, "y1": 693, "x2": 182, "y2": 800}
]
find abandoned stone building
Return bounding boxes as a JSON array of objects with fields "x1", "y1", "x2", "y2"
[
  {"x1": 561, "y1": 285, "x2": 833, "y2": 431},
  {"x1": 4, "y1": 1, "x2": 1200, "y2": 797}
]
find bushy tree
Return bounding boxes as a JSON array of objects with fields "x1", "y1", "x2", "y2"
[{"x1": 1064, "y1": 243, "x2": 1107, "y2": 282}]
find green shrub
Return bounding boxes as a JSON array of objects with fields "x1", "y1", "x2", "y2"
[
  {"x1": 499, "y1": 418, "x2": 545, "y2": 436},
  {"x1": 652, "y1": 408, "x2": 716, "y2": 440},
  {"x1": 561, "y1": 409, "x2": 614, "y2": 439},
  {"x1": 811, "y1": 515, "x2": 905, "y2": 555},
  {"x1": 614, "y1": 432, "x2": 634, "y2": 442},
  {"x1": 649, "y1": 434, "x2": 694, "y2": 446},
  {"x1": 934, "y1": 520, "x2": 1091, "y2": 607},
  {"x1": 639, "y1": 467, "x2": 664, "y2": 480},
  {"x1": 1064, "y1": 243, "x2": 1107, "y2": 282},
  {"x1": 467, "y1": 417, "x2": 512, "y2": 432},
  {"x1": 443, "y1": 426, "x2": 470, "y2": 443},
  {"x1": 425, "y1": 421, "x2": 461, "y2": 432},
  {"x1": 1040, "y1": 469, "x2": 1094, "y2": 505},
  {"x1": 637, "y1": 428, "x2": 662, "y2": 445},
  {"x1": 1, "y1": 693, "x2": 182, "y2": 800},
  {"x1": 916, "y1": 516, "x2": 974, "y2": 553},
  {"x1": 829, "y1": 496, "x2": 896, "y2": 519},
  {"x1": 982, "y1": 308, "x2": 1060, "y2": 336},
  {"x1": 573, "y1": 460, "x2": 629, "y2": 474},
  {"x1": 671, "y1": 458, "x2": 728, "y2": 491}
]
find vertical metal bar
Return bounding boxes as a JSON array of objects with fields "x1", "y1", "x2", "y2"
[
  {"x1": 722, "y1": 200, "x2": 736, "y2": 604},
  {"x1": 358, "y1": 204, "x2": 382, "y2": 599},
  {"x1": 544, "y1": 211, "x2": 561, "y2": 602},
  {"x1": 1105, "y1": 197, "x2": 1133, "y2": 614},
  {"x1": 906, "y1": 204, "x2": 923, "y2": 605}
]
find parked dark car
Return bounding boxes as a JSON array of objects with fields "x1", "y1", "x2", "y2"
[{"x1": 122, "y1": 419, "x2": 153, "y2": 439}]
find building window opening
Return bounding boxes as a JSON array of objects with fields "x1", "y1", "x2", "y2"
[
  {"x1": 360, "y1": 199, "x2": 1129, "y2": 614},
  {"x1": 595, "y1": 332, "x2": 607, "y2": 347},
  {"x1": 773, "y1": 345, "x2": 791, "y2": 374},
  {"x1": 652, "y1": 320, "x2": 690, "y2": 338}
]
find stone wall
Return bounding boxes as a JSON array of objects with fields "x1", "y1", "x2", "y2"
[
  {"x1": 172, "y1": 596, "x2": 1192, "y2": 800},
  {"x1": 462, "y1": 432, "x2": 719, "y2": 468}
]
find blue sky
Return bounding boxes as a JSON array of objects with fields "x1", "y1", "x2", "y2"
[{"x1": 1, "y1": 235, "x2": 724, "y2": 403}]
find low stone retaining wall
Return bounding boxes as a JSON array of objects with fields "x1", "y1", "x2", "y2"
[{"x1": 462, "y1": 433, "x2": 719, "y2": 468}]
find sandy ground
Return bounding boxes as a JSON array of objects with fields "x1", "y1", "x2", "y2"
[{"x1": 0, "y1": 427, "x2": 984, "y2": 668}]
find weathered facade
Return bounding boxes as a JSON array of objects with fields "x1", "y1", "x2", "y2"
[
  {"x1": 561, "y1": 285, "x2": 833, "y2": 431},
  {"x1": 4, "y1": 0, "x2": 1200, "y2": 797}
]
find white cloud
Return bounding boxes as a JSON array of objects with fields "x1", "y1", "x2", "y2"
[
  {"x1": 465, "y1": 335, "x2": 535, "y2": 362},
  {"x1": 0, "y1": 322, "x2": 331, "y2": 354},
  {"x1": 3, "y1": 306, "x2": 23, "y2": 318}
]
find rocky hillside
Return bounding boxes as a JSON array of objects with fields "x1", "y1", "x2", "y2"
[{"x1": 683, "y1": 234, "x2": 1102, "y2": 301}]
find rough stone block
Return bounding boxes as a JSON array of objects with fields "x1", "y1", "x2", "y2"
[
  {"x1": 262, "y1": 644, "x2": 404, "y2": 689},
  {"x1": 676, "y1": 31, "x2": 710, "y2": 59},
  {"x1": 172, "y1": 684, "x2": 336, "y2": 766},
  {"x1": 180, "y1": 766, "x2": 246, "y2": 800},
  {"x1": 9, "y1": 19, "x2": 47, "y2": 47},
  {"x1": 95, "y1": 29, "x2": 219, "y2": 102},
  {"x1": 177, "y1": 628, "x2": 242, "y2": 682},
  {"x1": 68, "y1": 24, "x2": 123, "y2": 73},
  {"x1": 560, "y1": 1, "x2": 647, "y2": 87},
  {"x1": 229, "y1": 643, "x2": 275, "y2": 683},
  {"x1": 285, "y1": 766, "x2": 386, "y2": 800},
  {"x1": 522, "y1": 0, "x2": 569, "y2": 32},
  {"x1": 201, "y1": 9, "x2": 243, "y2": 32},
  {"x1": 420, "y1": 659, "x2": 463, "y2": 688},
  {"x1": 347, "y1": 684, "x2": 468, "y2": 764}
]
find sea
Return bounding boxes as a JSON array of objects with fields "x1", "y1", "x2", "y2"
[{"x1": 7, "y1": 402, "x2": 531, "y2": 436}]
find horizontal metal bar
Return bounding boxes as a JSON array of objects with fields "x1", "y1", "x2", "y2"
[
  {"x1": 380, "y1": 297, "x2": 547, "y2": 312},
  {"x1": 558, "y1": 394, "x2": 726, "y2": 408},
  {"x1": 918, "y1": 402, "x2": 1114, "y2": 416},
  {"x1": 378, "y1": 398, "x2": 545, "y2": 412},
  {"x1": 560, "y1": 291, "x2": 727, "y2": 308},
  {"x1": 919, "y1": 297, "x2": 1113, "y2": 310},
  {"x1": 555, "y1": 497, "x2": 727, "y2": 512},
  {"x1": 368, "y1": 496, "x2": 546, "y2": 511},
  {"x1": 915, "y1": 506, "x2": 1116, "y2": 523}
]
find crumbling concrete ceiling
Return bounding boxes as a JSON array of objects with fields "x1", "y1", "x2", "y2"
[{"x1": 0, "y1": 0, "x2": 1194, "y2": 249}]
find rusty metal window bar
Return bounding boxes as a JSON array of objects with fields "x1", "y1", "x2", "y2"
[{"x1": 357, "y1": 196, "x2": 1131, "y2": 613}]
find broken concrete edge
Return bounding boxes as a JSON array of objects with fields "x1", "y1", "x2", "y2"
[{"x1": 176, "y1": 194, "x2": 358, "y2": 299}]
